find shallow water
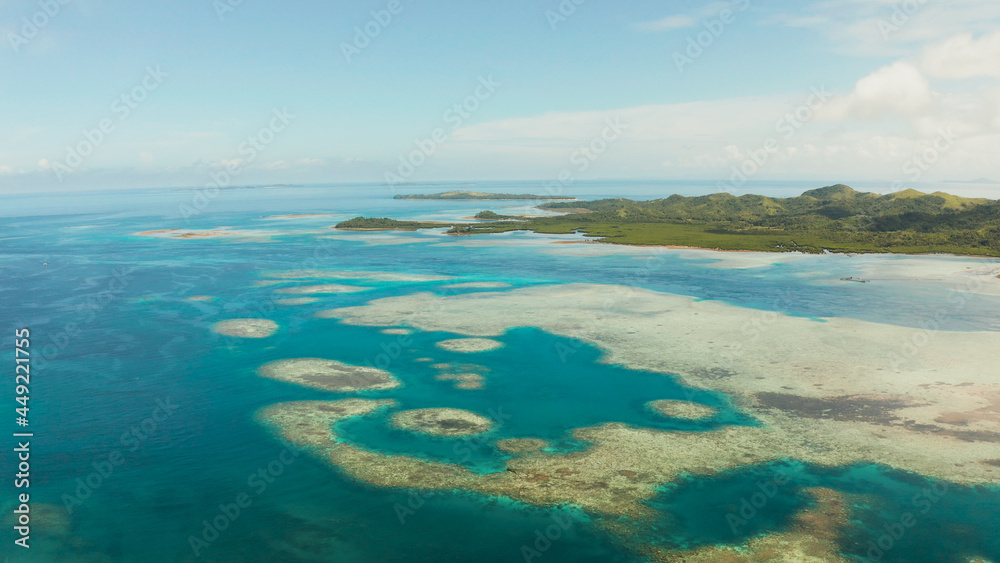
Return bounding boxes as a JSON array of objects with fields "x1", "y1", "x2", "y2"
[
  {"x1": 329, "y1": 326, "x2": 750, "y2": 472},
  {"x1": 2, "y1": 184, "x2": 999, "y2": 562}
]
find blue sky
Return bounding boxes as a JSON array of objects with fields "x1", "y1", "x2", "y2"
[{"x1": 2, "y1": 0, "x2": 1000, "y2": 193}]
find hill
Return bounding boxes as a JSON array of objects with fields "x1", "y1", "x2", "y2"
[
  {"x1": 452, "y1": 185, "x2": 1000, "y2": 256},
  {"x1": 335, "y1": 217, "x2": 444, "y2": 230},
  {"x1": 394, "y1": 191, "x2": 574, "y2": 200}
]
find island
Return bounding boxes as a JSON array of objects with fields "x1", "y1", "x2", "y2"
[
  {"x1": 334, "y1": 217, "x2": 449, "y2": 230},
  {"x1": 393, "y1": 190, "x2": 575, "y2": 200},
  {"x1": 446, "y1": 185, "x2": 1000, "y2": 256},
  {"x1": 472, "y1": 210, "x2": 521, "y2": 220}
]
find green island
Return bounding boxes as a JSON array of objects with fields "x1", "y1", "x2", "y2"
[
  {"x1": 393, "y1": 190, "x2": 574, "y2": 200},
  {"x1": 335, "y1": 217, "x2": 444, "y2": 230},
  {"x1": 472, "y1": 210, "x2": 522, "y2": 220},
  {"x1": 344, "y1": 185, "x2": 1000, "y2": 255},
  {"x1": 448, "y1": 185, "x2": 1000, "y2": 256}
]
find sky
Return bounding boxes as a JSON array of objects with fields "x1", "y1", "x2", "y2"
[{"x1": 2, "y1": 0, "x2": 1000, "y2": 194}]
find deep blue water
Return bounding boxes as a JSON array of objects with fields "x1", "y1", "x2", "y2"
[{"x1": 2, "y1": 184, "x2": 999, "y2": 562}]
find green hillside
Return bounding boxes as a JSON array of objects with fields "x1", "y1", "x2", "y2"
[
  {"x1": 450, "y1": 185, "x2": 1000, "y2": 256},
  {"x1": 394, "y1": 191, "x2": 574, "y2": 200}
]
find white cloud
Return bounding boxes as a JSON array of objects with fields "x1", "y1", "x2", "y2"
[
  {"x1": 921, "y1": 31, "x2": 1000, "y2": 79},
  {"x1": 423, "y1": 89, "x2": 1000, "y2": 185},
  {"x1": 636, "y1": 1, "x2": 750, "y2": 33},
  {"x1": 768, "y1": 0, "x2": 1000, "y2": 57},
  {"x1": 263, "y1": 160, "x2": 291, "y2": 170},
  {"x1": 820, "y1": 61, "x2": 936, "y2": 121}
]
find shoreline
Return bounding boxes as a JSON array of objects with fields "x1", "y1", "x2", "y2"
[
  {"x1": 548, "y1": 238, "x2": 1000, "y2": 259},
  {"x1": 593, "y1": 239, "x2": 1000, "y2": 259}
]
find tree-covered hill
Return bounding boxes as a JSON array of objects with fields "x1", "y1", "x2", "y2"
[{"x1": 456, "y1": 186, "x2": 1000, "y2": 255}]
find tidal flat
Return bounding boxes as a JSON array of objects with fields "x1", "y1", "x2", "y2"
[{"x1": 247, "y1": 259, "x2": 999, "y2": 560}]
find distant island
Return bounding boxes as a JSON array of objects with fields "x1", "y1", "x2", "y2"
[
  {"x1": 344, "y1": 184, "x2": 999, "y2": 256},
  {"x1": 447, "y1": 185, "x2": 1000, "y2": 256},
  {"x1": 335, "y1": 217, "x2": 444, "y2": 230},
  {"x1": 394, "y1": 191, "x2": 575, "y2": 200},
  {"x1": 472, "y1": 210, "x2": 521, "y2": 220},
  {"x1": 946, "y1": 178, "x2": 998, "y2": 184}
]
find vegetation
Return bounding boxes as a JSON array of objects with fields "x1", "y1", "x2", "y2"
[
  {"x1": 335, "y1": 217, "x2": 445, "y2": 230},
  {"x1": 394, "y1": 191, "x2": 574, "y2": 200},
  {"x1": 446, "y1": 185, "x2": 1000, "y2": 256},
  {"x1": 473, "y1": 210, "x2": 522, "y2": 220}
]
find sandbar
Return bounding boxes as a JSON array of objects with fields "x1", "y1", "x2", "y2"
[
  {"x1": 391, "y1": 408, "x2": 494, "y2": 437},
  {"x1": 435, "y1": 372, "x2": 485, "y2": 390},
  {"x1": 265, "y1": 270, "x2": 452, "y2": 282},
  {"x1": 434, "y1": 338, "x2": 504, "y2": 353},
  {"x1": 496, "y1": 438, "x2": 549, "y2": 454},
  {"x1": 319, "y1": 233, "x2": 436, "y2": 246},
  {"x1": 276, "y1": 284, "x2": 371, "y2": 295},
  {"x1": 646, "y1": 399, "x2": 717, "y2": 421},
  {"x1": 258, "y1": 358, "x2": 400, "y2": 392},
  {"x1": 442, "y1": 282, "x2": 512, "y2": 289},
  {"x1": 266, "y1": 214, "x2": 342, "y2": 220},
  {"x1": 256, "y1": 399, "x2": 395, "y2": 449},
  {"x1": 134, "y1": 228, "x2": 280, "y2": 241},
  {"x1": 212, "y1": 319, "x2": 278, "y2": 338},
  {"x1": 276, "y1": 297, "x2": 320, "y2": 305}
]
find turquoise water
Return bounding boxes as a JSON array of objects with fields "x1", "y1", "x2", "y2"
[
  {"x1": 642, "y1": 461, "x2": 1000, "y2": 562},
  {"x1": 327, "y1": 326, "x2": 751, "y2": 472},
  {"x1": 2, "y1": 184, "x2": 999, "y2": 562}
]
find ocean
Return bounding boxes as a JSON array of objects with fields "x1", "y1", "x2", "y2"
[{"x1": 2, "y1": 182, "x2": 998, "y2": 562}]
